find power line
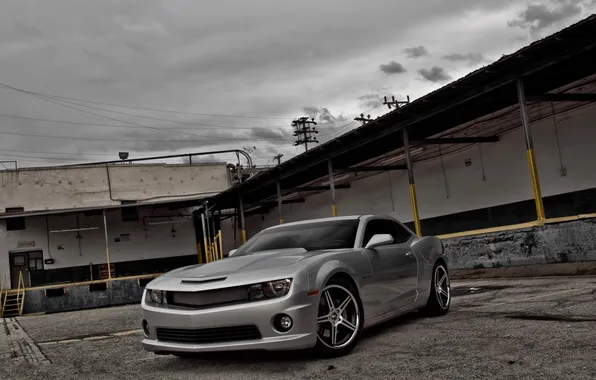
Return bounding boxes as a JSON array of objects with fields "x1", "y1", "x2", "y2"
[
  {"x1": 0, "y1": 113, "x2": 288, "y2": 132},
  {"x1": 30, "y1": 92, "x2": 290, "y2": 129},
  {"x1": 0, "y1": 82, "x2": 294, "y2": 120},
  {"x1": 0, "y1": 147, "x2": 119, "y2": 157},
  {"x1": 6, "y1": 87, "x2": 291, "y2": 141},
  {"x1": 0, "y1": 127, "x2": 289, "y2": 143}
]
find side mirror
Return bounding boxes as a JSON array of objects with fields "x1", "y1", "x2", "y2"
[
  {"x1": 365, "y1": 234, "x2": 394, "y2": 250},
  {"x1": 228, "y1": 249, "x2": 237, "y2": 257}
]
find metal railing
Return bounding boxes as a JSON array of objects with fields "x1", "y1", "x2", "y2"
[
  {"x1": 205, "y1": 230, "x2": 224, "y2": 263},
  {"x1": 17, "y1": 271, "x2": 26, "y2": 316},
  {"x1": 0, "y1": 274, "x2": 6, "y2": 316}
]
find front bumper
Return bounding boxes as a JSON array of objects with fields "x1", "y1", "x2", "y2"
[{"x1": 141, "y1": 290, "x2": 319, "y2": 353}]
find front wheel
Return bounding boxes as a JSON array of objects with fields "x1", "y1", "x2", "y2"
[
  {"x1": 422, "y1": 262, "x2": 451, "y2": 316},
  {"x1": 314, "y1": 277, "x2": 364, "y2": 358}
]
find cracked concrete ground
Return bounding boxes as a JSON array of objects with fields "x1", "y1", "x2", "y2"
[{"x1": 2, "y1": 276, "x2": 596, "y2": 380}]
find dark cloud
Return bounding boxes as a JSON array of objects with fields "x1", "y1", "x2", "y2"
[
  {"x1": 248, "y1": 127, "x2": 290, "y2": 141},
  {"x1": 443, "y1": 52, "x2": 488, "y2": 66},
  {"x1": 508, "y1": 1, "x2": 584, "y2": 34},
  {"x1": 404, "y1": 46, "x2": 429, "y2": 58},
  {"x1": 302, "y1": 107, "x2": 346, "y2": 124},
  {"x1": 379, "y1": 60, "x2": 407, "y2": 75},
  {"x1": 358, "y1": 94, "x2": 384, "y2": 109},
  {"x1": 418, "y1": 67, "x2": 452, "y2": 83}
]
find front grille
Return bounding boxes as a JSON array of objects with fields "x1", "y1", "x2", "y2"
[
  {"x1": 156, "y1": 325, "x2": 262, "y2": 344},
  {"x1": 168, "y1": 286, "x2": 249, "y2": 308}
]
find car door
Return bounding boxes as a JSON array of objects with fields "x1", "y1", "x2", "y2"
[{"x1": 361, "y1": 218, "x2": 418, "y2": 317}]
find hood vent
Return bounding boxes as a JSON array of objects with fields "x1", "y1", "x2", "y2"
[{"x1": 180, "y1": 277, "x2": 227, "y2": 284}]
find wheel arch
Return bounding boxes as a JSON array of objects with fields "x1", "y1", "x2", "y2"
[{"x1": 315, "y1": 260, "x2": 362, "y2": 297}]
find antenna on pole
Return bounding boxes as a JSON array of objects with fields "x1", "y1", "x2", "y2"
[{"x1": 292, "y1": 117, "x2": 318, "y2": 152}]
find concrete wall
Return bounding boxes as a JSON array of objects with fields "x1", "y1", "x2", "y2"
[
  {"x1": 0, "y1": 206, "x2": 197, "y2": 287},
  {"x1": 234, "y1": 103, "x2": 596, "y2": 239},
  {"x1": 444, "y1": 218, "x2": 596, "y2": 269},
  {"x1": 0, "y1": 162, "x2": 231, "y2": 213},
  {"x1": 22, "y1": 278, "x2": 146, "y2": 315}
]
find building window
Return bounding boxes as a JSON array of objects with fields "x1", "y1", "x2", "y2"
[{"x1": 5, "y1": 207, "x2": 25, "y2": 231}]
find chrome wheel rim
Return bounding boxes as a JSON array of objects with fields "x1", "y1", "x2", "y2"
[
  {"x1": 434, "y1": 265, "x2": 450, "y2": 309},
  {"x1": 316, "y1": 284, "x2": 360, "y2": 349}
]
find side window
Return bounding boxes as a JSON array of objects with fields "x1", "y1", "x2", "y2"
[
  {"x1": 391, "y1": 221, "x2": 412, "y2": 243},
  {"x1": 362, "y1": 220, "x2": 397, "y2": 246},
  {"x1": 362, "y1": 219, "x2": 412, "y2": 246}
]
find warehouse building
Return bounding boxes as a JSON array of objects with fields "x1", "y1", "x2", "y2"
[{"x1": 0, "y1": 158, "x2": 233, "y2": 315}]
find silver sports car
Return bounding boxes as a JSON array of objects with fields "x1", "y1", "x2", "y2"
[{"x1": 141, "y1": 215, "x2": 451, "y2": 358}]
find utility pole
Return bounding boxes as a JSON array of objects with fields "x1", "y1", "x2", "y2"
[
  {"x1": 383, "y1": 95, "x2": 411, "y2": 110},
  {"x1": 292, "y1": 117, "x2": 318, "y2": 152},
  {"x1": 354, "y1": 113, "x2": 373, "y2": 125},
  {"x1": 272, "y1": 153, "x2": 284, "y2": 165}
]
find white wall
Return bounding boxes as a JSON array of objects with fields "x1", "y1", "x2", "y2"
[
  {"x1": 226, "y1": 103, "x2": 596, "y2": 243},
  {"x1": 0, "y1": 163, "x2": 230, "y2": 213},
  {"x1": 0, "y1": 206, "x2": 198, "y2": 287}
]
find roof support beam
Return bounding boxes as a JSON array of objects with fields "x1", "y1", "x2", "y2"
[
  {"x1": 334, "y1": 165, "x2": 407, "y2": 173},
  {"x1": 527, "y1": 93, "x2": 596, "y2": 102},
  {"x1": 250, "y1": 199, "x2": 306, "y2": 206},
  {"x1": 411, "y1": 136, "x2": 499, "y2": 144},
  {"x1": 281, "y1": 184, "x2": 350, "y2": 193}
]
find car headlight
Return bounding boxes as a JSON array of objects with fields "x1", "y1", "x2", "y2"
[
  {"x1": 249, "y1": 279, "x2": 292, "y2": 300},
  {"x1": 149, "y1": 289, "x2": 167, "y2": 304}
]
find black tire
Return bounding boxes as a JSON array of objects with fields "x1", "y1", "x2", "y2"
[
  {"x1": 313, "y1": 276, "x2": 364, "y2": 358},
  {"x1": 422, "y1": 261, "x2": 451, "y2": 317}
]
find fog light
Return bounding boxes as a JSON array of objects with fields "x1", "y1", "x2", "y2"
[
  {"x1": 280, "y1": 315, "x2": 292, "y2": 330},
  {"x1": 142, "y1": 319, "x2": 150, "y2": 338},
  {"x1": 273, "y1": 314, "x2": 293, "y2": 333}
]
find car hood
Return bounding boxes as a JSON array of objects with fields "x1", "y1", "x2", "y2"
[{"x1": 147, "y1": 248, "x2": 343, "y2": 291}]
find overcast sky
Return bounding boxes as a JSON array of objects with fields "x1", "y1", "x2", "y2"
[{"x1": 0, "y1": 0, "x2": 594, "y2": 168}]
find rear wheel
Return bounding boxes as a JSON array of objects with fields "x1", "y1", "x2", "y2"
[
  {"x1": 422, "y1": 262, "x2": 451, "y2": 316},
  {"x1": 314, "y1": 277, "x2": 364, "y2": 358}
]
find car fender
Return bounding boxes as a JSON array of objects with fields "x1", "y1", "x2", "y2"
[{"x1": 312, "y1": 259, "x2": 364, "y2": 297}]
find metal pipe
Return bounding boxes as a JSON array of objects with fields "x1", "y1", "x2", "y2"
[
  {"x1": 49, "y1": 149, "x2": 254, "y2": 169},
  {"x1": 50, "y1": 227, "x2": 99, "y2": 233},
  {"x1": 102, "y1": 210, "x2": 112, "y2": 280},
  {"x1": 276, "y1": 181, "x2": 284, "y2": 224},
  {"x1": 327, "y1": 159, "x2": 337, "y2": 216},
  {"x1": 516, "y1": 79, "x2": 545, "y2": 221},
  {"x1": 403, "y1": 129, "x2": 422, "y2": 236},
  {"x1": 239, "y1": 197, "x2": 247, "y2": 243}
]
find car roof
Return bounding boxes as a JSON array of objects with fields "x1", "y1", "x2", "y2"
[{"x1": 264, "y1": 215, "x2": 364, "y2": 230}]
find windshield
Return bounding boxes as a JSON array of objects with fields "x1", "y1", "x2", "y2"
[{"x1": 233, "y1": 219, "x2": 360, "y2": 256}]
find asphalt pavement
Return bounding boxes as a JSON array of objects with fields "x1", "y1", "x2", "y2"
[{"x1": 2, "y1": 276, "x2": 596, "y2": 380}]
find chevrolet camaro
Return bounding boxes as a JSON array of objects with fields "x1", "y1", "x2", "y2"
[{"x1": 141, "y1": 215, "x2": 451, "y2": 358}]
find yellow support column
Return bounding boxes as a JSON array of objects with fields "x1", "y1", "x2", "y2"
[
  {"x1": 516, "y1": 79, "x2": 546, "y2": 222},
  {"x1": 239, "y1": 197, "x2": 247, "y2": 243},
  {"x1": 328, "y1": 159, "x2": 338, "y2": 216},
  {"x1": 102, "y1": 210, "x2": 112, "y2": 279},
  {"x1": 402, "y1": 129, "x2": 422, "y2": 236},
  {"x1": 218, "y1": 231, "x2": 224, "y2": 260}
]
